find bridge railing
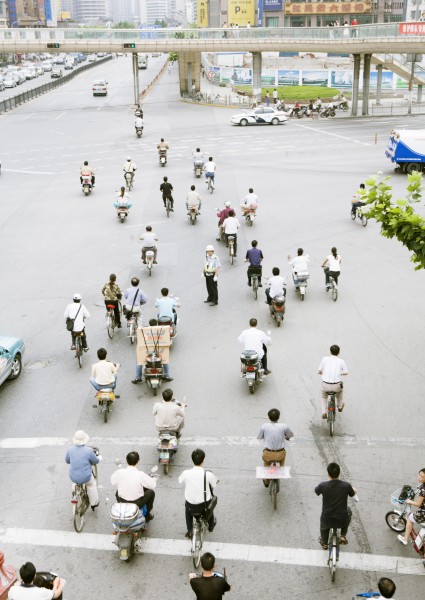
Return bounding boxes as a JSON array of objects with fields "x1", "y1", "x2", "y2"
[{"x1": 0, "y1": 24, "x2": 407, "y2": 43}]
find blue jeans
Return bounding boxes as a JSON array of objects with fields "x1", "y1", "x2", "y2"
[
  {"x1": 136, "y1": 364, "x2": 170, "y2": 379},
  {"x1": 90, "y1": 376, "x2": 117, "y2": 391}
]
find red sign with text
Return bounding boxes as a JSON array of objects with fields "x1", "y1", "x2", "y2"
[{"x1": 399, "y1": 22, "x2": 425, "y2": 34}]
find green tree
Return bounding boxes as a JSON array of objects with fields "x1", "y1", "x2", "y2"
[
  {"x1": 155, "y1": 20, "x2": 167, "y2": 27},
  {"x1": 114, "y1": 21, "x2": 135, "y2": 29},
  {"x1": 169, "y1": 51, "x2": 178, "y2": 62},
  {"x1": 363, "y1": 171, "x2": 425, "y2": 270}
]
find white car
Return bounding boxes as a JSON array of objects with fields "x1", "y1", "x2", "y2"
[
  {"x1": 231, "y1": 107, "x2": 288, "y2": 127},
  {"x1": 87, "y1": 55, "x2": 96, "y2": 62},
  {"x1": 92, "y1": 79, "x2": 108, "y2": 96},
  {"x1": 41, "y1": 61, "x2": 52, "y2": 72},
  {"x1": 3, "y1": 76, "x2": 17, "y2": 88}
]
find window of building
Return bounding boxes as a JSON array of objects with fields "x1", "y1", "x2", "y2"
[{"x1": 265, "y1": 16, "x2": 279, "y2": 27}]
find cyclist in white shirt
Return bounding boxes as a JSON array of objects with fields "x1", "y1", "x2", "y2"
[
  {"x1": 265, "y1": 267, "x2": 287, "y2": 305},
  {"x1": 241, "y1": 187, "x2": 258, "y2": 216},
  {"x1": 321, "y1": 247, "x2": 341, "y2": 290},
  {"x1": 318, "y1": 344, "x2": 348, "y2": 418},
  {"x1": 222, "y1": 210, "x2": 240, "y2": 256},
  {"x1": 238, "y1": 317, "x2": 272, "y2": 375},
  {"x1": 288, "y1": 248, "x2": 310, "y2": 274},
  {"x1": 64, "y1": 293, "x2": 90, "y2": 351},
  {"x1": 204, "y1": 157, "x2": 216, "y2": 182}
]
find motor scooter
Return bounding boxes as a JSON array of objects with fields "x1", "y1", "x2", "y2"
[
  {"x1": 144, "y1": 352, "x2": 164, "y2": 396},
  {"x1": 136, "y1": 126, "x2": 143, "y2": 138},
  {"x1": 81, "y1": 175, "x2": 92, "y2": 196},
  {"x1": 93, "y1": 388, "x2": 116, "y2": 423},
  {"x1": 159, "y1": 149, "x2": 167, "y2": 167},
  {"x1": 269, "y1": 293, "x2": 286, "y2": 326},
  {"x1": 124, "y1": 171, "x2": 134, "y2": 190},
  {"x1": 194, "y1": 159, "x2": 203, "y2": 177},
  {"x1": 240, "y1": 349, "x2": 264, "y2": 394},
  {"x1": 116, "y1": 204, "x2": 129, "y2": 223},
  {"x1": 188, "y1": 205, "x2": 199, "y2": 224},
  {"x1": 110, "y1": 462, "x2": 158, "y2": 561},
  {"x1": 292, "y1": 271, "x2": 309, "y2": 300},
  {"x1": 243, "y1": 204, "x2": 257, "y2": 226},
  {"x1": 145, "y1": 249, "x2": 155, "y2": 276}
]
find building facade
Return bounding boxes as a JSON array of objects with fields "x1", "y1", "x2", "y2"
[
  {"x1": 0, "y1": 0, "x2": 7, "y2": 26},
  {"x1": 405, "y1": 0, "x2": 425, "y2": 20},
  {"x1": 146, "y1": 0, "x2": 167, "y2": 23},
  {"x1": 73, "y1": 0, "x2": 107, "y2": 23},
  {"x1": 107, "y1": 0, "x2": 136, "y2": 23}
]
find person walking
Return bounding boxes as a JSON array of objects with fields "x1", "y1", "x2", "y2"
[{"x1": 265, "y1": 91, "x2": 270, "y2": 106}]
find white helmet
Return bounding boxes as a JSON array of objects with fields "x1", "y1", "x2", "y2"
[
  {"x1": 206, "y1": 245, "x2": 214, "y2": 252},
  {"x1": 126, "y1": 156, "x2": 131, "y2": 161},
  {"x1": 224, "y1": 201, "x2": 231, "y2": 207},
  {"x1": 73, "y1": 293, "x2": 82, "y2": 301}
]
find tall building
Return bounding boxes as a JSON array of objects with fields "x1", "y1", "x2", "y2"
[
  {"x1": 404, "y1": 0, "x2": 423, "y2": 20},
  {"x1": 60, "y1": 0, "x2": 74, "y2": 19},
  {"x1": 107, "y1": 0, "x2": 135, "y2": 23},
  {"x1": 7, "y1": 0, "x2": 38, "y2": 26},
  {"x1": 0, "y1": 0, "x2": 7, "y2": 27},
  {"x1": 146, "y1": 0, "x2": 167, "y2": 24},
  {"x1": 73, "y1": 0, "x2": 107, "y2": 23}
]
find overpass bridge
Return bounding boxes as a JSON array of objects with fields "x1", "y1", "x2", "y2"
[{"x1": 1, "y1": 24, "x2": 424, "y2": 115}]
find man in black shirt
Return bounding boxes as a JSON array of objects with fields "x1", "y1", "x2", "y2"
[
  {"x1": 315, "y1": 462, "x2": 356, "y2": 549},
  {"x1": 189, "y1": 552, "x2": 231, "y2": 600},
  {"x1": 160, "y1": 176, "x2": 174, "y2": 210}
]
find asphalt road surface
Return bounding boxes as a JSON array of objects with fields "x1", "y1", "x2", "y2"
[{"x1": 0, "y1": 55, "x2": 424, "y2": 599}]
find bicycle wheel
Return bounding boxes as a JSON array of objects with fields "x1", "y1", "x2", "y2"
[
  {"x1": 351, "y1": 212, "x2": 356, "y2": 221},
  {"x1": 129, "y1": 322, "x2": 135, "y2": 345},
  {"x1": 331, "y1": 544, "x2": 337, "y2": 581},
  {"x1": 385, "y1": 511, "x2": 407, "y2": 532},
  {"x1": 270, "y1": 480, "x2": 277, "y2": 510},
  {"x1": 361, "y1": 216, "x2": 368, "y2": 227},
  {"x1": 192, "y1": 521, "x2": 202, "y2": 568},
  {"x1": 76, "y1": 339, "x2": 83, "y2": 368},
  {"x1": 253, "y1": 278, "x2": 258, "y2": 300},
  {"x1": 104, "y1": 402, "x2": 108, "y2": 423},
  {"x1": 331, "y1": 283, "x2": 338, "y2": 302},
  {"x1": 107, "y1": 313, "x2": 115, "y2": 339},
  {"x1": 73, "y1": 497, "x2": 85, "y2": 533},
  {"x1": 166, "y1": 200, "x2": 170, "y2": 218},
  {"x1": 230, "y1": 248, "x2": 234, "y2": 265}
]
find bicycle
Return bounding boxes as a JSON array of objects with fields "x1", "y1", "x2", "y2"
[
  {"x1": 227, "y1": 235, "x2": 235, "y2": 265},
  {"x1": 206, "y1": 175, "x2": 215, "y2": 194},
  {"x1": 251, "y1": 271, "x2": 260, "y2": 300},
  {"x1": 105, "y1": 303, "x2": 117, "y2": 339},
  {"x1": 326, "y1": 391, "x2": 337, "y2": 437},
  {"x1": 191, "y1": 512, "x2": 209, "y2": 568},
  {"x1": 127, "y1": 311, "x2": 139, "y2": 345},
  {"x1": 74, "y1": 332, "x2": 84, "y2": 368},
  {"x1": 256, "y1": 461, "x2": 291, "y2": 510},
  {"x1": 351, "y1": 206, "x2": 368, "y2": 227},
  {"x1": 328, "y1": 273, "x2": 338, "y2": 302},
  {"x1": 124, "y1": 171, "x2": 134, "y2": 191},
  {"x1": 165, "y1": 197, "x2": 172, "y2": 218},
  {"x1": 327, "y1": 527, "x2": 341, "y2": 582},
  {"x1": 71, "y1": 447, "x2": 99, "y2": 533}
]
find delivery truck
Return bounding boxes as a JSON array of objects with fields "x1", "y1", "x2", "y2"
[{"x1": 386, "y1": 129, "x2": 425, "y2": 173}]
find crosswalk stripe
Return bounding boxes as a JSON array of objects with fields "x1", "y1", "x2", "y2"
[{"x1": 0, "y1": 527, "x2": 422, "y2": 574}]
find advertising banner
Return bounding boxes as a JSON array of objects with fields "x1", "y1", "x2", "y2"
[
  {"x1": 261, "y1": 70, "x2": 276, "y2": 86},
  {"x1": 369, "y1": 71, "x2": 393, "y2": 89},
  {"x1": 302, "y1": 70, "x2": 328, "y2": 86},
  {"x1": 264, "y1": 0, "x2": 283, "y2": 11},
  {"x1": 399, "y1": 22, "x2": 425, "y2": 34},
  {"x1": 331, "y1": 70, "x2": 353, "y2": 88},
  {"x1": 197, "y1": 0, "x2": 209, "y2": 27},
  {"x1": 285, "y1": 2, "x2": 371, "y2": 14},
  {"x1": 227, "y1": 0, "x2": 255, "y2": 26},
  {"x1": 277, "y1": 69, "x2": 300, "y2": 86}
]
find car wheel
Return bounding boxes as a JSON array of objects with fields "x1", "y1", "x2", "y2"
[
  {"x1": 8, "y1": 355, "x2": 22, "y2": 380},
  {"x1": 271, "y1": 117, "x2": 279, "y2": 125},
  {"x1": 240, "y1": 119, "x2": 248, "y2": 126}
]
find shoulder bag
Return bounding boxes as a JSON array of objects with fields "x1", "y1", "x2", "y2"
[
  {"x1": 203, "y1": 469, "x2": 217, "y2": 521},
  {"x1": 66, "y1": 304, "x2": 81, "y2": 332}
]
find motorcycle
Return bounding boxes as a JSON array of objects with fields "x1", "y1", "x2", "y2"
[
  {"x1": 110, "y1": 463, "x2": 158, "y2": 561},
  {"x1": 81, "y1": 175, "x2": 92, "y2": 196},
  {"x1": 93, "y1": 387, "x2": 116, "y2": 423},
  {"x1": 158, "y1": 314, "x2": 177, "y2": 344},
  {"x1": 194, "y1": 160, "x2": 204, "y2": 178},
  {"x1": 157, "y1": 430, "x2": 179, "y2": 474},
  {"x1": 144, "y1": 351, "x2": 164, "y2": 396},
  {"x1": 269, "y1": 293, "x2": 286, "y2": 327},
  {"x1": 240, "y1": 349, "x2": 264, "y2": 394},
  {"x1": 320, "y1": 103, "x2": 336, "y2": 118},
  {"x1": 292, "y1": 271, "x2": 309, "y2": 301},
  {"x1": 136, "y1": 126, "x2": 143, "y2": 138},
  {"x1": 188, "y1": 205, "x2": 199, "y2": 225},
  {"x1": 116, "y1": 204, "x2": 129, "y2": 223},
  {"x1": 145, "y1": 249, "x2": 155, "y2": 276},
  {"x1": 124, "y1": 171, "x2": 134, "y2": 191},
  {"x1": 288, "y1": 105, "x2": 307, "y2": 118},
  {"x1": 159, "y1": 149, "x2": 167, "y2": 167},
  {"x1": 243, "y1": 204, "x2": 257, "y2": 226},
  {"x1": 333, "y1": 96, "x2": 349, "y2": 111}
]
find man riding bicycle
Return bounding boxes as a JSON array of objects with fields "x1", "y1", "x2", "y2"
[
  {"x1": 257, "y1": 408, "x2": 293, "y2": 487},
  {"x1": 204, "y1": 157, "x2": 216, "y2": 185}
]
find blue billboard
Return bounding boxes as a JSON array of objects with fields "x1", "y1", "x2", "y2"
[{"x1": 264, "y1": 0, "x2": 283, "y2": 11}]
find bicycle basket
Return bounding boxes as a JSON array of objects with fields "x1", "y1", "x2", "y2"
[{"x1": 391, "y1": 485, "x2": 414, "y2": 506}]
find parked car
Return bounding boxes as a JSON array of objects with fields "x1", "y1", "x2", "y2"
[
  {"x1": 231, "y1": 107, "x2": 289, "y2": 127},
  {"x1": 87, "y1": 54, "x2": 96, "y2": 62},
  {"x1": 3, "y1": 76, "x2": 17, "y2": 88},
  {"x1": 0, "y1": 335, "x2": 25, "y2": 386},
  {"x1": 92, "y1": 79, "x2": 108, "y2": 96},
  {"x1": 51, "y1": 67, "x2": 63, "y2": 78},
  {"x1": 64, "y1": 61, "x2": 73, "y2": 70},
  {"x1": 36, "y1": 66, "x2": 44, "y2": 76},
  {"x1": 41, "y1": 61, "x2": 52, "y2": 72}
]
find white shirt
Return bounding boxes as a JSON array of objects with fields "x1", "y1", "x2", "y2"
[
  {"x1": 178, "y1": 466, "x2": 217, "y2": 504},
  {"x1": 223, "y1": 216, "x2": 240, "y2": 234},
  {"x1": 187, "y1": 190, "x2": 202, "y2": 207},
  {"x1": 153, "y1": 400, "x2": 185, "y2": 430},
  {"x1": 273, "y1": 90, "x2": 278, "y2": 99},
  {"x1": 91, "y1": 359, "x2": 117, "y2": 385},
  {"x1": 116, "y1": 192, "x2": 130, "y2": 204},
  {"x1": 242, "y1": 192, "x2": 258, "y2": 207},
  {"x1": 123, "y1": 161, "x2": 136, "y2": 172},
  {"x1": 9, "y1": 587, "x2": 53, "y2": 600},
  {"x1": 268, "y1": 275, "x2": 286, "y2": 298},
  {"x1": 238, "y1": 327, "x2": 271, "y2": 359},
  {"x1": 324, "y1": 254, "x2": 341, "y2": 271},
  {"x1": 193, "y1": 151, "x2": 204, "y2": 163},
  {"x1": 319, "y1": 355, "x2": 348, "y2": 383},
  {"x1": 140, "y1": 231, "x2": 158, "y2": 247},
  {"x1": 135, "y1": 117, "x2": 143, "y2": 127},
  {"x1": 155, "y1": 296, "x2": 178, "y2": 318},
  {"x1": 204, "y1": 161, "x2": 216, "y2": 173},
  {"x1": 111, "y1": 465, "x2": 156, "y2": 501},
  {"x1": 289, "y1": 255, "x2": 309, "y2": 273},
  {"x1": 64, "y1": 303, "x2": 90, "y2": 332}
]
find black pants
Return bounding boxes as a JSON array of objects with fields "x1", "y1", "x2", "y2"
[
  {"x1": 205, "y1": 275, "x2": 218, "y2": 303},
  {"x1": 185, "y1": 500, "x2": 216, "y2": 533},
  {"x1": 225, "y1": 233, "x2": 237, "y2": 256},
  {"x1": 351, "y1": 201, "x2": 365, "y2": 215},
  {"x1": 104, "y1": 300, "x2": 121, "y2": 326},
  {"x1": 72, "y1": 330, "x2": 87, "y2": 349},
  {"x1": 320, "y1": 508, "x2": 352, "y2": 542},
  {"x1": 261, "y1": 344, "x2": 268, "y2": 371},
  {"x1": 325, "y1": 270, "x2": 340, "y2": 286},
  {"x1": 247, "y1": 266, "x2": 262, "y2": 285},
  {"x1": 116, "y1": 489, "x2": 155, "y2": 515},
  {"x1": 163, "y1": 194, "x2": 173, "y2": 208}
]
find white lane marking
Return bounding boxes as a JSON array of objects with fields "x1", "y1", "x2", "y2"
[
  {"x1": 22, "y1": 113, "x2": 35, "y2": 121},
  {"x1": 0, "y1": 528, "x2": 422, "y2": 574},
  {"x1": 55, "y1": 112, "x2": 65, "y2": 120},
  {"x1": 1, "y1": 436, "x2": 425, "y2": 449},
  {"x1": 292, "y1": 123, "x2": 371, "y2": 146},
  {"x1": 2, "y1": 169, "x2": 55, "y2": 175}
]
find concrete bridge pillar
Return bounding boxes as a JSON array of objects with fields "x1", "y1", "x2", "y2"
[
  {"x1": 376, "y1": 63, "x2": 383, "y2": 106},
  {"x1": 252, "y1": 52, "x2": 262, "y2": 105},
  {"x1": 362, "y1": 53, "x2": 371, "y2": 116},
  {"x1": 178, "y1": 51, "x2": 201, "y2": 95},
  {"x1": 351, "y1": 54, "x2": 361, "y2": 116}
]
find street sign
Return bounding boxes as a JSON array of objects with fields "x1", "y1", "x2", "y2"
[{"x1": 207, "y1": 70, "x2": 216, "y2": 80}]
